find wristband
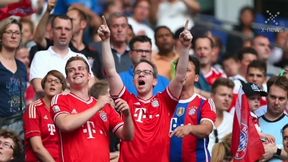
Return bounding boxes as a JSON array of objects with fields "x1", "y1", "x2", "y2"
[{"x1": 276, "y1": 148, "x2": 282, "y2": 156}]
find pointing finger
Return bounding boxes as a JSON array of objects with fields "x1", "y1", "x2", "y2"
[
  {"x1": 102, "y1": 15, "x2": 107, "y2": 25},
  {"x1": 184, "y1": 20, "x2": 189, "y2": 30}
]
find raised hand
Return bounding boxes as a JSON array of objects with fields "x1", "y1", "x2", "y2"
[
  {"x1": 97, "y1": 16, "x2": 110, "y2": 41},
  {"x1": 47, "y1": 0, "x2": 56, "y2": 12},
  {"x1": 178, "y1": 20, "x2": 193, "y2": 48},
  {"x1": 114, "y1": 98, "x2": 130, "y2": 117}
]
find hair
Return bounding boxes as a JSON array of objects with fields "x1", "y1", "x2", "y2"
[
  {"x1": 65, "y1": 56, "x2": 90, "y2": 75},
  {"x1": 237, "y1": 47, "x2": 258, "y2": 61},
  {"x1": 107, "y1": 12, "x2": 128, "y2": 27},
  {"x1": 68, "y1": 7, "x2": 88, "y2": 21},
  {"x1": 89, "y1": 80, "x2": 109, "y2": 98},
  {"x1": 222, "y1": 54, "x2": 239, "y2": 63},
  {"x1": 282, "y1": 124, "x2": 288, "y2": 136},
  {"x1": 247, "y1": 60, "x2": 267, "y2": 75},
  {"x1": 20, "y1": 18, "x2": 34, "y2": 34},
  {"x1": 154, "y1": 26, "x2": 173, "y2": 42},
  {"x1": 175, "y1": 55, "x2": 200, "y2": 75},
  {"x1": 41, "y1": 70, "x2": 67, "y2": 90},
  {"x1": 0, "y1": 19, "x2": 22, "y2": 50},
  {"x1": 51, "y1": 15, "x2": 73, "y2": 28},
  {"x1": 133, "y1": 0, "x2": 150, "y2": 9},
  {"x1": 134, "y1": 59, "x2": 158, "y2": 78},
  {"x1": 0, "y1": 129, "x2": 23, "y2": 160},
  {"x1": 211, "y1": 133, "x2": 233, "y2": 162},
  {"x1": 267, "y1": 76, "x2": 288, "y2": 97},
  {"x1": 193, "y1": 36, "x2": 214, "y2": 50},
  {"x1": 238, "y1": 6, "x2": 255, "y2": 25},
  {"x1": 129, "y1": 35, "x2": 151, "y2": 50},
  {"x1": 211, "y1": 78, "x2": 235, "y2": 94}
]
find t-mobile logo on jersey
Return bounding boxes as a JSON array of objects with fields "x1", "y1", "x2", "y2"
[
  {"x1": 134, "y1": 108, "x2": 147, "y2": 123},
  {"x1": 83, "y1": 121, "x2": 96, "y2": 139},
  {"x1": 48, "y1": 124, "x2": 56, "y2": 135}
]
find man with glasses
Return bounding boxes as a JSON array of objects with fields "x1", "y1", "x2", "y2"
[
  {"x1": 99, "y1": 16, "x2": 192, "y2": 162},
  {"x1": 120, "y1": 35, "x2": 169, "y2": 95},
  {"x1": 0, "y1": 129, "x2": 23, "y2": 162}
]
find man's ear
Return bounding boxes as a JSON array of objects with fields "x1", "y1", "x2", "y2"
[
  {"x1": 195, "y1": 74, "x2": 199, "y2": 82},
  {"x1": 152, "y1": 77, "x2": 158, "y2": 87}
]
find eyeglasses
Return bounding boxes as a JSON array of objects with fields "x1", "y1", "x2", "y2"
[
  {"x1": 132, "y1": 49, "x2": 152, "y2": 54},
  {"x1": 46, "y1": 78, "x2": 61, "y2": 84},
  {"x1": 135, "y1": 70, "x2": 153, "y2": 76},
  {"x1": 0, "y1": 140, "x2": 14, "y2": 150},
  {"x1": 4, "y1": 30, "x2": 21, "y2": 37},
  {"x1": 214, "y1": 129, "x2": 219, "y2": 143}
]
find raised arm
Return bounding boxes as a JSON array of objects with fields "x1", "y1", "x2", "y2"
[
  {"x1": 168, "y1": 20, "x2": 192, "y2": 98},
  {"x1": 98, "y1": 16, "x2": 124, "y2": 96},
  {"x1": 33, "y1": 0, "x2": 56, "y2": 48}
]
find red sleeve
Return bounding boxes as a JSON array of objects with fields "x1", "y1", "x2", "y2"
[
  {"x1": 201, "y1": 98, "x2": 217, "y2": 124},
  {"x1": 106, "y1": 104, "x2": 124, "y2": 133},
  {"x1": 23, "y1": 102, "x2": 41, "y2": 139},
  {"x1": 50, "y1": 94, "x2": 70, "y2": 121},
  {"x1": 160, "y1": 88, "x2": 179, "y2": 114}
]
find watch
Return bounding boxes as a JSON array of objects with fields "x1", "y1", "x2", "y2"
[{"x1": 276, "y1": 148, "x2": 282, "y2": 156}]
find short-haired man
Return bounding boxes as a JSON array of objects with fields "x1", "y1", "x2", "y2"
[
  {"x1": 51, "y1": 56, "x2": 134, "y2": 161},
  {"x1": 252, "y1": 35, "x2": 281, "y2": 77},
  {"x1": 169, "y1": 56, "x2": 216, "y2": 162},
  {"x1": 193, "y1": 36, "x2": 226, "y2": 98},
  {"x1": 207, "y1": 78, "x2": 234, "y2": 154},
  {"x1": 120, "y1": 35, "x2": 169, "y2": 95},
  {"x1": 99, "y1": 17, "x2": 192, "y2": 162},
  {"x1": 259, "y1": 76, "x2": 288, "y2": 162},
  {"x1": 30, "y1": 15, "x2": 92, "y2": 98},
  {"x1": 108, "y1": 12, "x2": 132, "y2": 72}
]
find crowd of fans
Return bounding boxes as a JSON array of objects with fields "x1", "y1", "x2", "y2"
[{"x1": 1, "y1": 0, "x2": 288, "y2": 162}]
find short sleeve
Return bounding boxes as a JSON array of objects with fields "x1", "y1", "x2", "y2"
[
  {"x1": 30, "y1": 52, "x2": 49, "y2": 81},
  {"x1": 106, "y1": 104, "x2": 124, "y2": 133}
]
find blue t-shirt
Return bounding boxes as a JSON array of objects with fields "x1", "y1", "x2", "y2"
[
  {"x1": 0, "y1": 60, "x2": 27, "y2": 117},
  {"x1": 120, "y1": 66, "x2": 170, "y2": 95},
  {"x1": 53, "y1": 0, "x2": 104, "y2": 15}
]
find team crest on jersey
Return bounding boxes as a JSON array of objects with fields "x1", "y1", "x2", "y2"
[
  {"x1": 176, "y1": 107, "x2": 185, "y2": 117},
  {"x1": 152, "y1": 99, "x2": 159, "y2": 107},
  {"x1": 189, "y1": 108, "x2": 197, "y2": 116},
  {"x1": 52, "y1": 106, "x2": 60, "y2": 113},
  {"x1": 99, "y1": 111, "x2": 108, "y2": 122}
]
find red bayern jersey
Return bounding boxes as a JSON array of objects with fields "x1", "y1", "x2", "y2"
[
  {"x1": 23, "y1": 99, "x2": 60, "y2": 162},
  {"x1": 51, "y1": 92, "x2": 124, "y2": 162},
  {"x1": 170, "y1": 94, "x2": 216, "y2": 162},
  {"x1": 205, "y1": 67, "x2": 226, "y2": 86},
  {"x1": 116, "y1": 87, "x2": 178, "y2": 162}
]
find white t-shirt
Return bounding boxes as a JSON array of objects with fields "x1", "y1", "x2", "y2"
[
  {"x1": 30, "y1": 46, "x2": 90, "y2": 80},
  {"x1": 208, "y1": 111, "x2": 234, "y2": 154}
]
